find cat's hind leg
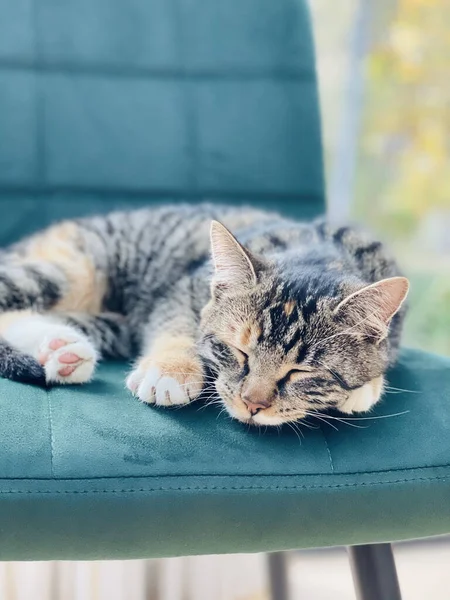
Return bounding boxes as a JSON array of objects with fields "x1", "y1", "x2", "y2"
[
  {"x1": 0, "y1": 311, "x2": 133, "y2": 385},
  {"x1": 0, "y1": 311, "x2": 98, "y2": 384}
]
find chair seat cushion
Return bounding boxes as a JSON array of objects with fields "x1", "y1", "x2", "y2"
[{"x1": 1, "y1": 347, "x2": 449, "y2": 560}]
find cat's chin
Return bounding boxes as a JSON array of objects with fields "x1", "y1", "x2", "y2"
[
  {"x1": 223, "y1": 404, "x2": 289, "y2": 427},
  {"x1": 250, "y1": 414, "x2": 291, "y2": 427}
]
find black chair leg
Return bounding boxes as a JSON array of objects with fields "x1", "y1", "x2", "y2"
[
  {"x1": 348, "y1": 543, "x2": 402, "y2": 600},
  {"x1": 267, "y1": 552, "x2": 290, "y2": 600}
]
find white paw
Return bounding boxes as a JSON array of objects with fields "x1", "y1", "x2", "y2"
[
  {"x1": 126, "y1": 359, "x2": 204, "y2": 406},
  {"x1": 38, "y1": 329, "x2": 98, "y2": 385},
  {"x1": 340, "y1": 376, "x2": 384, "y2": 414}
]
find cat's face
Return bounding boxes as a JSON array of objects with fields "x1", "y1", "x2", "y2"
[{"x1": 198, "y1": 221, "x2": 409, "y2": 426}]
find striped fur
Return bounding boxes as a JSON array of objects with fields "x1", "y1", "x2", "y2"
[{"x1": 0, "y1": 204, "x2": 408, "y2": 425}]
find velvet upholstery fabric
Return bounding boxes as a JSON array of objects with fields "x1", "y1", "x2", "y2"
[
  {"x1": 1, "y1": 0, "x2": 450, "y2": 560},
  {"x1": 1, "y1": 349, "x2": 450, "y2": 560},
  {"x1": 0, "y1": 0, "x2": 324, "y2": 245}
]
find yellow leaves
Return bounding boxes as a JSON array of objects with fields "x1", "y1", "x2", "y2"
[
  {"x1": 385, "y1": 22, "x2": 425, "y2": 83},
  {"x1": 371, "y1": 0, "x2": 450, "y2": 84},
  {"x1": 389, "y1": 24, "x2": 422, "y2": 62},
  {"x1": 399, "y1": 0, "x2": 440, "y2": 7},
  {"x1": 367, "y1": 50, "x2": 393, "y2": 81},
  {"x1": 397, "y1": 60, "x2": 423, "y2": 83},
  {"x1": 357, "y1": 0, "x2": 450, "y2": 230},
  {"x1": 354, "y1": 0, "x2": 450, "y2": 355},
  {"x1": 416, "y1": 121, "x2": 447, "y2": 162}
]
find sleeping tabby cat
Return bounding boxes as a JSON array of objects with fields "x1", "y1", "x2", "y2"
[{"x1": 0, "y1": 204, "x2": 408, "y2": 426}]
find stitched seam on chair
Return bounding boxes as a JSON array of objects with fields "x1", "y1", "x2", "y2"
[
  {"x1": 0, "y1": 474, "x2": 448, "y2": 494},
  {"x1": 318, "y1": 424, "x2": 334, "y2": 473},
  {"x1": 46, "y1": 390, "x2": 55, "y2": 478},
  {"x1": 32, "y1": 0, "x2": 46, "y2": 185},
  {"x1": 3, "y1": 462, "x2": 450, "y2": 482},
  {"x1": 322, "y1": 432, "x2": 334, "y2": 474},
  {"x1": 171, "y1": 0, "x2": 199, "y2": 192},
  {"x1": 0, "y1": 58, "x2": 316, "y2": 81},
  {"x1": 0, "y1": 187, "x2": 324, "y2": 202}
]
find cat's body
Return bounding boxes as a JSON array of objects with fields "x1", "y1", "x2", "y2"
[{"x1": 0, "y1": 204, "x2": 408, "y2": 425}]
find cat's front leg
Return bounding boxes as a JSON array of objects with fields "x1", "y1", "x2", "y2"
[
  {"x1": 126, "y1": 334, "x2": 204, "y2": 406},
  {"x1": 127, "y1": 275, "x2": 207, "y2": 406}
]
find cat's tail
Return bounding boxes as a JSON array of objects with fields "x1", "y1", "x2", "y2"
[
  {"x1": 0, "y1": 260, "x2": 65, "y2": 312},
  {"x1": 0, "y1": 339, "x2": 46, "y2": 385},
  {"x1": 0, "y1": 257, "x2": 62, "y2": 385}
]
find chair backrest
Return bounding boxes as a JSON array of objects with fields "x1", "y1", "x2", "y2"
[{"x1": 0, "y1": 0, "x2": 325, "y2": 246}]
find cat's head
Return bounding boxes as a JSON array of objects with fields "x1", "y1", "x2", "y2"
[{"x1": 198, "y1": 221, "x2": 409, "y2": 426}]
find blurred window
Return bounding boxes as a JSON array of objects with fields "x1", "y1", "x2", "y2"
[{"x1": 310, "y1": 0, "x2": 450, "y2": 355}]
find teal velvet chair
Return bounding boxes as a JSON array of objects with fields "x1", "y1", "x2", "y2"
[{"x1": 1, "y1": 1, "x2": 450, "y2": 598}]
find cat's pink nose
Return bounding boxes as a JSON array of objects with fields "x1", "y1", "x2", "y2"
[{"x1": 242, "y1": 395, "x2": 272, "y2": 416}]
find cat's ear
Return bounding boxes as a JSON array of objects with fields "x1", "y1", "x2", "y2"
[
  {"x1": 210, "y1": 221, "x2": 260, "y2": 295},
  {"x1": 334, "y1": 276, "x2": 409, "y2": 339}
]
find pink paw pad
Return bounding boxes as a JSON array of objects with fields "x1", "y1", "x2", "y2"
[
  {"x1": 49, "y1": 339, "x2": 67, "y2": 351},
  {"x1": 58, "y1": 365, "x2": 77, "y2": 377},
  {"x1": 39, "y1": 339, "x2": 86, "y2": 378},
  {"x1": 39, "y1": 339, "x2": 68, "y2": 365},
  {"x1": 58, "y1": 352, "x2": 82, "y2": 365},
  {"x1": 38, "y1": 329, "x2": 97, "y2": 384},
  {"x1": 57, "y1": 352, "x2": 83, "y2": 377}
]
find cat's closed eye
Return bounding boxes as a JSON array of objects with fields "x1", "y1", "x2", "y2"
[
  {"x1": 231, "y1": 346, "x2": 248, "y2": 367},
  {"x1": 283, "y1": 368, "x2": 313, "y2": 383}
]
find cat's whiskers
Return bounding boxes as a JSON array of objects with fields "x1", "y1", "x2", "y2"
[
  {"x1": 216, "y1": 406, "x2": 229, "y2": 420},
  {"x1": 201, "y1": 389, "x2": 220, "y2": 398},
  {"x1": 304, "y1": 410, "x2": 366, "y2": 429},
  {"x1": 199, "y1": 402, "x2": 223, "y2": 413},
  {"x1": 196, "y1": 390, "x2": 222, "y2": 411},
  {"x1": 205, "y1": 399, "x2": 223, "y2": 408},
  {"x1": 285, "y1": 421, "x2": 303, "y2": 444},
  {"x1": 328, "y1": 410, "x2": 410, "y2": 421},
  {"x1": 292, "y1": 419, "x2": 318, "y2": 430},
  {"x1": 306, "y1": 413, "x2": 340, "y2": 431},
  {"x1": 384, "y1": 385, "x2": 420, "y2": 394},
  {"x1": 305, "y1": 408, "x2": 409, "y2": 425}
]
